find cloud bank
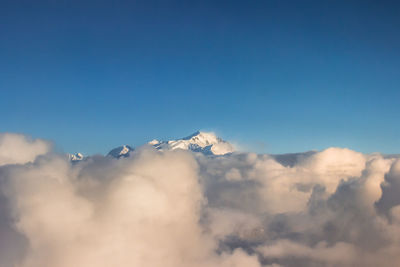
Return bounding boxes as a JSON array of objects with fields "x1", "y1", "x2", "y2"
[{"x1": 1, "y1": 133, "x2": 400, "y2": 266}]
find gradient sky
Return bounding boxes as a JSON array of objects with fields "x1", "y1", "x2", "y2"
[{"x1": 1, "y1": 0, "x2": 399, "y2": 155}]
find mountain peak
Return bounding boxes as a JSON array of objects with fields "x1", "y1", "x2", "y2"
[
  {"x1": 68, "y1": 153, "x2": 84, "y2": 162},
  {"x1": 151, "y1": 131, "x2": 234, "y2": 155},
  {"x1": 182, "y1": 131, "x2": 201, "y2": 140},
  {"x1": 107, "y1": 145, "x2": 134, "y2": 158}
]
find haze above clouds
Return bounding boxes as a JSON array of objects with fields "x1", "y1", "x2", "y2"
[{"x1": 2, "y1": 132, "x2": 400, "y2": 267}]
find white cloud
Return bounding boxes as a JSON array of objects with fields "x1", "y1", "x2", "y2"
[
  {"x1": 1, "y1": 133, "x2": 400, "y2": 266},
  {"x1": 0, "y1": 133, "x2": 51, "y2": 166},
  {"x1": 0, "y1": 140, "x2": 260, "y2": 267}
]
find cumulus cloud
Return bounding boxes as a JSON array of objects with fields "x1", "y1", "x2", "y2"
[
  {"x1": 0, "y1": 133, "x2": 51, "y2": 165},
  {"x1": 0, "y1": 134, "x2": 259, "y2": 267},
  {"x1": 1, "y1": 132, "x2": 400, "y2": 266}
]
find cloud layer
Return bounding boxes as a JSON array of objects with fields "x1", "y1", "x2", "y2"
[{"x1": 1, "y1": 133, "x2": 400, "y2": 266}]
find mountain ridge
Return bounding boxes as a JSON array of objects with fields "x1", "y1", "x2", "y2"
[{"x1": 68, "y1": 131, "x2": 234, "y2": 161}]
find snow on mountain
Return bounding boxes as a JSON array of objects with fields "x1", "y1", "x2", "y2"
[
  {"x1": 107, "y1": 145, "x2": 134, "y2": 158},
  {"x1": 68, "y1": 153, "x2": 84, "y2": 162},
  {"x1": 150, "y1": 131, "x2": 234, "y2": 155},
  {"x1": 68, "y1": 131, "x2": 234, "y2": 162}
]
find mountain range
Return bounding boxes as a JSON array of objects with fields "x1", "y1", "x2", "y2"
[{"x1": 69, "y1": 131, "x2": 234, "y2": 161}]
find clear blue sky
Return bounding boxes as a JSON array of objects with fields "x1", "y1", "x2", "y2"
[{"x1": 1, "y1": 0, "x2": 399, "y2": 155}]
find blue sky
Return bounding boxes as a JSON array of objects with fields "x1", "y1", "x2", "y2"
[{"x1": 1, "y1": 0, "x2": 399, "y2": 155}]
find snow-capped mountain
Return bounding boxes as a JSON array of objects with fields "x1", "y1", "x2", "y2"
[
  {"x1": 68, "y1": 153, "x2": 84, "y2": 162},
  {"x1": 107, "y1": 145, "x2": 134, "y2": 158},
  {"x1": 148, "y1": 131, "x2": 234, "y2": 155},
  {"x1": 69, "y1": 131, "x2": 234, "y2": 161}
]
